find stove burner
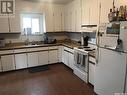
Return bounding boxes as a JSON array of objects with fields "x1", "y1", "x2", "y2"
[{"x1": 78, "y1": 46, "x2": 90, "y2": 49}]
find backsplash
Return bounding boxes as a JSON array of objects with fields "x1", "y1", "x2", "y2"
[
  {"x1": 0, "y1": 34, "x2": 44, "y2": 43},
  {"x1": 0, "y1": 32, "x2": 96, "y2": 44}
]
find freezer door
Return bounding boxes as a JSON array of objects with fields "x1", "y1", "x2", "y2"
[{"x1": 94, "y1": 48, "x2": 127, "y2": 95}]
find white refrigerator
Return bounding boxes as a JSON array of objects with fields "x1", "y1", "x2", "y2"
[{"x1": 94, "y1": 21, "x2": 127, "y2": 95}]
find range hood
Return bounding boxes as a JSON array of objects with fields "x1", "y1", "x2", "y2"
[{"x1": 81, "y1": 24, "x2": 97, "y2": 32}]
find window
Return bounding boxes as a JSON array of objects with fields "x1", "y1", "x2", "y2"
[{"x1": 21, "y1": 13, "x2": 45, "y2": 35}]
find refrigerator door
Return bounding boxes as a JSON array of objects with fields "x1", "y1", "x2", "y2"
[
  {"x1": 94, "y1": 48, "x2": 127, "y2": 95},
  {"x1": 120, "y1": 21, "x2": 127, "y2": 52}
]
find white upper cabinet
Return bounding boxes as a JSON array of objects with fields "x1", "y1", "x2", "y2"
[
  {"x1": 0, "y1": 18, "x2": 9, "y2": 33},
  {"x1": 82, "y1": 0, "x2": 90, "y2": 25},
  {"x1": 64, "y1": 0, "x2": 81, "y2": 32},
  {"x1": 99, "y1": 0, "x2": 112, "y2": 23},
  {"x1": 82, "y1": 0, "x2": 99, "y2": 25},
  {"x1": 90, "y1": 0, "x2": 99, "y2": 25},
  {"x1": 9, "y1": 13, "x2": 21, "y2": 33},
  {"x1": 45, "y1": 4, "x2": 64, "y2": 32},
  {"x1": 53, "y1": 5, "x2": 64, "y2": 32},
  {"x1": 45, "y1": 4, "x2": 54, "y2": 32}
]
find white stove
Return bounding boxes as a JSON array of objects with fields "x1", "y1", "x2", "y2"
[{"x1": 73, "y1": 46, "x2": 95, "y2": 83}]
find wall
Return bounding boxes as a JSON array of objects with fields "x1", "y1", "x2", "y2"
[{"x1": 0, "y1": 0, "x2": 65, "y2": 43}]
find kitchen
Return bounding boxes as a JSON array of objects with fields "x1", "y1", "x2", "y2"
[{"x1": 0, "y1": 0, "x2": 127, "y2": 95}]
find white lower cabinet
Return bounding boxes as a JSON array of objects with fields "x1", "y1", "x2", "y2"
[
  {"x1": 58, "y1": 46, "x2": 63, "y2": 62},
  {"x1": 38, "y1": 51, "x2": 49, "y2": 66},
  {"x1": 89, "y1": 62, "x2": 95, "y2": 85},
  {"x1": 15, "y1": 54, "x2": 27, "y2": 69},
  {"x1": 63, "y1": 47, "x2": 74, "y2": 69},
  {"x1": 27, "y1": 52, "x2": 38, "y2": 67},
  {"x1": 49, "y1": 50, "x2": 58, "y2": 64},
  {"x1": 63, "y1": 50, "x2": 69, "y2": 66},
  {"x1": 1, "y1": 55, "x2": 15, "y2": 71},
  {"x1": 68, "y1": 53, "x2": 74, "y2": 69}
]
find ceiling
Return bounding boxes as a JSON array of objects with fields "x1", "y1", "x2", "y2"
[{"x1": 25, "y1": 0, "x2": 73, "y2": 4}]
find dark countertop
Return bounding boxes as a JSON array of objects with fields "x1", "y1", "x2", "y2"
[
  {"x1": 0, "y1": 41, "x2": 80, "y2": 50},
  {"x1": 0, "y1": 41, "x2": 96, "y2": 58}
]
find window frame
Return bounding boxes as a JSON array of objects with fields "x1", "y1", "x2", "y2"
[{"x1": 20, "y1": 12, "x2": 45, "y2": 36}]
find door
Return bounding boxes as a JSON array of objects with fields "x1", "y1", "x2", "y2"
[
  {"x1": 38, "y1": 51, "x2": 48, "y2": 66},
  {"x1": 1, "y1": 55, "x2": 15, "y2": 71},
  {"x1": 49, "y1": 50, "x2": 58, "y2": 64},
  {"x1": 68, "y1": 53, "x2": 74, "y2": 69},
  {"x1": 27, "y1": 52, "x2": 38, "y2": 67},
  {"x1": 15, "y1": 53, "x2": 27, "y2": 69},
  {"x1": 94, "y1": 48, "x2": 127, "y2": 95}
]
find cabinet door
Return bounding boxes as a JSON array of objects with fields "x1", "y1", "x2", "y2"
[
  {"x1": 10, "y1": 14, "x2": 20, "y2": 33},
  {"x1": 99, "y1": 0, "x2": 112, "y2": 23},
  {"x1": 0, "y1": 59, "x2": 2, "y2": 72},
  {"x1": 27, "y1": 52, "x2": 38, "y2": 67},
  {"x1": 15, "y1": 54, "x2": 27, "y2": 69},
  {"x1": 82, "y1": 0, "x2": 90, "y2": 25},
  {"x1": 0, "y1": 18, "x2": 9, "y2": 33},
  {"x1": 63, "y1": 50, "x2": 69, "y2": 66},
  {"x1": 45, "y1": 5, "x2": 54, "y2": 32},
  {"x1": 54, "y1": 6, "x2": 62, "y2": 32},
  {"x1": 89, "y1": 63, "x2": 95, "y2": 85},
  {"x1": 64, "y1": 5, "x2": 69, "y2": 32},
  {"x1": 71, "y1": 9, "x2": 76, "y2": 32},
  {"x1": 1, "y1": 55, "x2": 15, "y2": 71},
  {"x1": 49, "y1": 50, "x2": 58, "y2": 64},
  {"x1": 90, "y1": 0, "x2": 99, "y2": 25},
  {"x1": 68, "y1": 53, "x2": 74, "y2": 69},
  {"x1": 75, "y1": 8, "x2": 81, "y2": 32},
  {"x1": 38, "y1": 51, "x2": 48, "y2": 66},
  {"x1": 58, "y1": 46, "x2": 63, "y2": 62}
]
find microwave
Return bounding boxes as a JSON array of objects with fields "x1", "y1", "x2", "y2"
[{"x1": 106, "y1": 22, "x2": 120, "y2": 36}]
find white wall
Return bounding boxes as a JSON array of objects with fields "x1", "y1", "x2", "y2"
[{"x1": 0, "y1": 0, "x2": 65, "y2": 43}]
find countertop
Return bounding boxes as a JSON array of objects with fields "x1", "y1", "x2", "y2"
[{"x1": 0, "y1": 41, "x2": 96, "y2": 58}]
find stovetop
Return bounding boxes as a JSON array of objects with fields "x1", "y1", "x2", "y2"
[{"x1": 74, "y1": 46, "x2": 95, "y2": 53}]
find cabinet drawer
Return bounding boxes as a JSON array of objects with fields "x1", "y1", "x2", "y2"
[
  {"x1": 49, "y1": 46, "x2": 58, "y2": 50},
  {"x1": 64, "y1": 47, "x2": 74, "y2": 54},
  {"x1": 14, "y1": 49, "x2": 27, "y2": 53},
  {"x1": 89, "y1": 56, "x2": 96, "y2": 64},
  {"x1": 27, "y1": 47, "x2": 48, "y2": 52},
  {"x1": 0, "y1": 50, "x2": 13, "y2": 55}
]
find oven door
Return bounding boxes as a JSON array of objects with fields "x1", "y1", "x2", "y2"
[{"x1": 74, "y1": 50, "x2": 88, "y2": 73}]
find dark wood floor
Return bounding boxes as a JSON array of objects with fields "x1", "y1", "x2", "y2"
[{"x1": 0, "y1": 64, "x2": 95, "y2": 95}]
